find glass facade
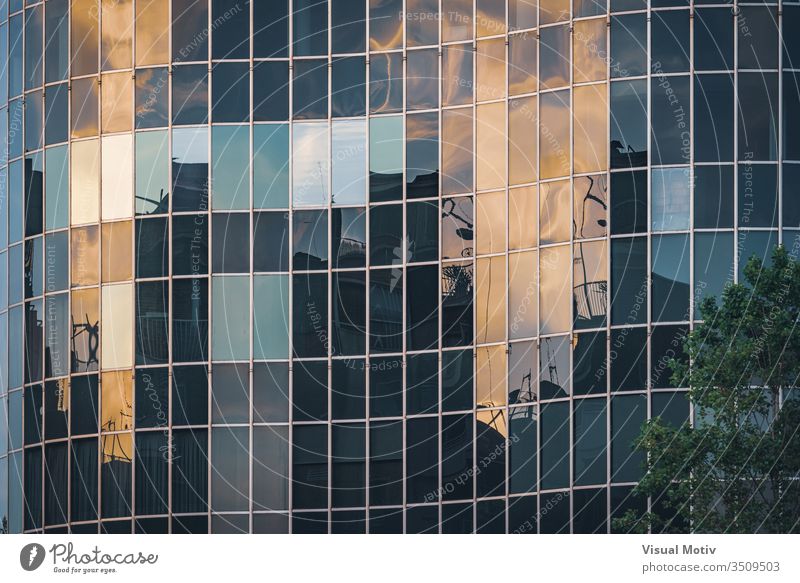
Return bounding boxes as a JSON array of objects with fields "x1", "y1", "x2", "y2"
[{"x1": 0, "y1": 0, "x2": 797, "y2": 534}]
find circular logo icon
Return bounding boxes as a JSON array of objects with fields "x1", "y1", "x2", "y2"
[{"x1": 20, "y1": 543, "x2": 46, "y2": 572}]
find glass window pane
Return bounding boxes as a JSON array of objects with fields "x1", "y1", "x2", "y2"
[
  {"x1": 574, "y1": 84, "x2": 608, "y2": 173},
  {"x1": 509, "y1": 97, "x2": 537, "y2": 185},
  {"x1": 443, "y1": 43, "x2": 473, "y2": 106},
  {"x1": 253, "y1": 124, "x2": 289, "y2": 209},
  {"x1": 172, "y1": 127, "x2": 209, "y2": 212},
  {"x1": 509, "y1": 250, "x2": 537, "y2": 339},
  {"x1": 332, "y1": 56, "x2": 366, "y2": 117},
  {"x1": 652, "y1": 234, "x2": 690, "y2": 322},
  {"x1": 369, "y1": 116, "x2": 403, "y2": 202},
  {"x1": 540, "y1": 24, "x2": 569, "y2": 90},
  {"x1": 574, "y1": 240, "x2": 607, "y2": 330},
  {"x1": 540, "y1": 245, "x2": 571, "y2": 334},
  {"x1": 293, "y1": 0, "x2": 328, "y2": 56},
  {"x1": 70, "y1": 139, "x2": 100, "y2": 226},
  {"x1": 253, "y1": 61, "x2": 289, "y2": 121},
  {"x1": 332, "y1": 119, "x2": 366, "y2": 205},
  {"x1": 101, "y1": 134, "x2": 133, "y2": 220},
  {"x1": 407, "y1": 48, "x2": 439, "y2": 110},
  {"x1": 101, "y1": 72, "x2": 132, "y2": 133},
  {"x1": 101, "y1": 220, "x2": 133, "y2": 283},
  {"x1": 540, "y1": 91, "x2": 570, "y2": 179},
  {"x1": 610, "y1": 237, "x2": 647, "y2": 326},
  {"x1": 610, "y1": 80, "x2": 648, "y2": 169},
  {"x1": 212, "y1": 125, "x2": 249, "y2": 210},
  {"x1": 71, "y1": 77, "x2": 99, "y2": 138},
  {"x1": 72, "y1": 0, "x2": 99, "y2": 76},
  {"x1": 652, "y1": 167, "x2": 691, "y2": 231},
  {"x1": 293, "y1": 59, "x2": 328, "y2": 120},
  {"x1": 135, "y1": 0, "x2": 168, "y2": 65},
  {"x1": 476, "y1": 255, "x2": 506, "y2": 344},
  {"x1": 476, "y1": 102, "x2": 506, "y2": 190},
  {"x1": 101, "y1": 283, "x2": 134, "y2": 369},
  {"x1": 293, "y1": 123, "x2": 329, "y2": 207},
  {"x1": 574, "y1": 18, "x2": 606, "y2": 84},
  {"x1": 172, "y1": 64, "x2": 208, "y2": 125},
  {"x1": 211, "y1": 276, "x2": 249, "y2": 361},
  {"x1": 134, "y1": 67, "x2": 169, "y2": 129},
  {"x1": 212, "y1": 62, "x2": 249, "y2": 123},
  {"x1": 694, "y1": 74, "x2": 734, "y2": 163},
  {"x1": 369, "y1": 52, "x2": 403, "y2": 114},
  {"x1": 253, "y1": 275, "x2": 289, "y2": 359}
]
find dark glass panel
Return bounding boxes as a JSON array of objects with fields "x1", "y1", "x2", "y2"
[
  {"x1": 407, "y1": 48, "x2": 438, "y2": 110},
  {"x1": 442, "y1": 349, "x2": 472, "y2": 412},
  {"x1": 573, "y1": 398, "x2": 606, "y2": 486},
  {"x1": 738, "y1": 164, "x2": 778, "y2": 228},
  {"x1": 253, "y1": 61, "x2": 290, "y2": 121},
  {"x1": 651, "y1": 10, "x2": 689, "y2": 74},
  {"x1": 254, "y1": 0, "x2": 289, "y2": 57},
  {"x1": 24, "y1": 154, "x2": 43, "y2": 237},
  {"x1": 212, "y1": 363, "x2": 249, "y2": 424},
  {"x1": 651, "y1": 234, "x2": 690, "y2": 323},
  {"x1": 407, "y1": 505, "x2": 439, "y2": 534},
  {"x1": 476, "y1": 412, "x2": 505, "y2": 498},
  {"x1": 442, "y1": 503, "x2": 473, "y2": 534},
  {"x1": 407, "y1": 352, "x2": 438, "y2": 415},
  {"x1": 211, "y1": 426, "x2": 249, "y2": 512},
  {"x1": 45, "y1": 0, "x2": 69, "y2": 82},
  {"x1": 293, "y1": 210, "x2": 328, "y2": 270},
  {"x1": 101, "y1": 433, "x2": 132, "y2": 519},
  {"x1": 407, "y1": 265, "x2": 438, "y2": 351},
  {"x1": 136, "y1": 217, "x2": 168, "y2": 278},
  {"x1": 70, "y1": 438, "x2": 98, "y2": 522},
  {"x1": 211, "y1": 62, "x2": 249, "y2": 123},
  {"x1": 738, "y1": 72, "x2": 778, "y2": 161},
  {"x1": 509, "y1": 406, "x2": 537, "y2": 494},
  {"x1": 610, "y1": 327, "x2": 648, "y2": 391},
  {"x1": 135, "y1": 367, "x2": 169, "y2": 429},
  {"x1": 650, "y1": 75, "x2": 690, "y2": 166},
  {"x1": 694, "y1": 8, "x2": 733, "y2": 72},
  {"x1": 738, "y1": 6, "x2": 778, "y2": 70},
  {"x1": 70, "y1": 375, "x2": 99, "y2": 436},
  {"x1": 332, "y1": 359, "x2": 366, "y2": 420},
  {"x1": 783, "y1": 165, "x2": 800, "y2": 228},
  {"x1": 172, "y1": 214, "x2": 209, "y2": 276},
  {"x1": 610, "y1": 80, "x2": 648, "y2": 169},
  {"x1": 44, "y1": 442, "x2": 68, "y2": 526},
  {"x1": 369, "y1": 269, "x2": 403, "y2": 353},
  {"x1": 695, "y1": 74, "x2": 734, "y2": 163},
  {"x1": 172, "y1": 0, "x2": 209, "y2": 62},
  {"x1": 23, "y1": 384, "x2": 42, "y2": 445},
  {"x1": 539, "y1": 335, "x2": 569, "y2": 400},
  {"x1": 694, "y1": 164, "x2": 734, "y2": 229},
  {"x1": 293, "y1": 360, "x2": 328, "y2": 422},
  {"x1": 441, "y1": 261, "x2": 473, "y2": 347},
  {"x1": 134, "y1": 432, "x2": 168, "y2": 516},
  {"x1": 611, "y1": 395, "x2": 646, "y2": 483},
  {"x1": 211, "y1": 213, "x2": 249, "y2": 273},
  {"x1": 293, "y1": 59, "x2": 328, "y2": 120},
  {"x1": 369, "y1": 52, "x2": 403, "y2": 114},
  {"x1": 331, "y1": 270, "x2": 366, "y2": 356},
  {"x1": 611, "y1": 236, "x2": 647, "y2": 326},
  {"x1": 406, "y1": 112, "x2": 439, "y2": 198},
  {"x1": 508, "y1": 494, "x2": 537, "y2": 534},
  {"x1": 573, "y1": 488, "x2": 607, "y2": 534},
  {"x1": 652, "y1": 391, "x2": 690, "y2": 428},
  {"x1": 611, "y1": 170, "x2": 648, "y2": 235},
  {"x1": 332, "y1": 56, "x2": 366, "y2": 117},
  {"x1": 292, "y1": 424, "x2": 327, "y2": 509},
  {"x1": 370, "y1": 421, "x2": 403, "y2": 505},
  {"x1": 211, "y1": 0, "x2": 250, "y2": 59},
  {"x1": 293, "y1": 0, "x2": 328, "y2": 56},
  {"x1": 332, "y1": 510, "x2": 366, "y2": 534},
  {"x1": 172, "y1": 65, "x2": 208, "y2": 125},
  {"x1": 253, "y1": 211, "x2": 289, "y2": 272},
  {"x1": 135, "y1": 67, "x2": 169, "y2": 129},
  {"x1": 332, "y1": 423, "x2": 366, "y2": 508},
  {"x1": 694, "y1": 232, "x2": 734, "y2": 319},
  {"x1": 172, "y1": 429, "x2": 208, "y2": 513},
  {"x1": 370, "y1": 507, "x2": 403, "y2": 533},
  {"x1": 331, "y1": 207, "x2": 366, "y2": 268},
  {"x1": 135, "y1": 280, "x2": 168, "y2": 366},
  {"x1": 44, "y1": 83, "x2": 68, "y2": 145},
  {"x1": 172, "y1": 365, "x2": 208, "y2": 425},
  {"x1": 407, "y1": 201, "x2": 438, "y2": 263},
  {"x1": 650, "y1": 325, "x2": 689, "y2": 389},
  {"x1": 441, "y1": 414, "x2": 472, "y2": 501},
  {"x1": 292, "y1": 273, "x2": 328, "y2": 358},
  {"x1": 171, "y1": 278, "x2": 208, "y2": 362},
  {"x1": 369, "y1": 357, "x2": 403, "y2": 418},
  {"x1": 573, "y1": 331, "x2": 606, "y2": 395},
  {"x1": 253, "y1": 362, "x2": 289, "y2": 423},
  {"x1": 540, "y1": 401, "x2": 569, "y2": 490},
  {"x1": 369, "y1": 204, "x2": 402, "y2": 266},
  {"x1": 25, "y1": 449, "x2": 43, "y2": 530},
  {"x1": 253, "y1": 426, "x2": 289, "y2": 511},
  {"x1": 610, "y1": 14, "x2": 646, "y2": 78},
  {"x1": 332, "y1": 0, "x2": 366, "y2": 53}
]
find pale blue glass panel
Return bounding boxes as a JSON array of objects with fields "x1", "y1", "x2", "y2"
[
  {"x1": 292, "y1": 122, "x2": 329, "y2": 207},
  {"x1": 212, "y1": 275, "x2": 249, "y2": 361},
  {"x1": 253, "y1": 123, "x2": 289, "y2": 209},
  {"x1": 332, "y1": 119, "x2": 366, "y2": 206},
  {"x1": 253, "y1": 274, "x2": 289, "y2": 359},
  {"x1": 651, "y1": 166, "x2": 691, "y2": 231},
  {"x1": 212, "y1": 125, "x2": 250, "y2": 210}
]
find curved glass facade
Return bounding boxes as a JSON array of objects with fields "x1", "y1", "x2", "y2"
[{"x1": 0, "y1": 0, "x2": 798, "y2": 534}]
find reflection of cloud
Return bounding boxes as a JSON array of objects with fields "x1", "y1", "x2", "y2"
[{"x1": 101, "y1": 0, "x2": 133, "y2": 70}]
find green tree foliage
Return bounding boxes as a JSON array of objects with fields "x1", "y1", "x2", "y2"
[{"x1": 615, "y1": 246, "x2": 800, "y2": 533}]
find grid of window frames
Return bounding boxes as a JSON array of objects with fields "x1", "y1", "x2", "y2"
[{"x1": 0, "y1": 0, "x2": 799, "y2": 534}]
